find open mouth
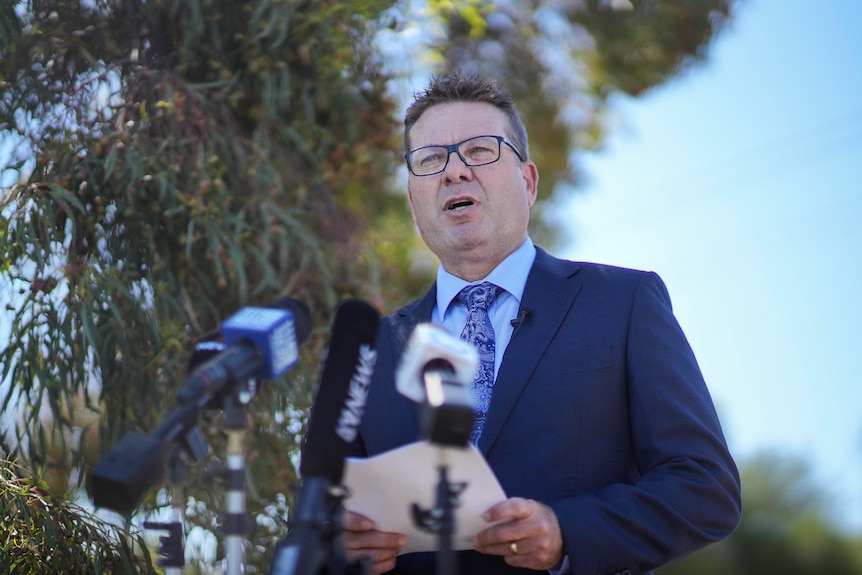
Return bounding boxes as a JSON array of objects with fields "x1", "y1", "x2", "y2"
[{"x1": 447, "y1": 199, "x2": 474, "y2": 211}]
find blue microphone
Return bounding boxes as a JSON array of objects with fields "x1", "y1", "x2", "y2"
[
  {"x1": 177, "y1": 298, "x2": 311, "y2": 407},
  {"x1": 221, "y1": 303, "x2": 303, "y2": 379}
]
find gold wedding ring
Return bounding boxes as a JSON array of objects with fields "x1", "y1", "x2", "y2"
[{"x1": 509, "y1": 541, "x2": 519, "y2": 555}]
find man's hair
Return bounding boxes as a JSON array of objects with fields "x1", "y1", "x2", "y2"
[{"x1": 404, "y1": 72, "x2": 530, "y2": 161}]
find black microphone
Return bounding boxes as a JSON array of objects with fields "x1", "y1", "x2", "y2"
[
  {"x1": 269, "y1": 299, "x2": 380, "y2": 575},
  {"x1": 510, "y1": 308, "x2": 530, "y2": 327}
]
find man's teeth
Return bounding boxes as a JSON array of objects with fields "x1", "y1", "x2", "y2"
[{"x1": 449, "y1": 201, "x2": 473, "y2": 210}]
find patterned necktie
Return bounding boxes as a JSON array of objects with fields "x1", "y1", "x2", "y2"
[{"x1": 457, "y1": 281, "x2": 501, "y2": 443}]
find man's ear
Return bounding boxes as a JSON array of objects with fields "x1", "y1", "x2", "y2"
[{"x1": 522, "y1": 161, "x2": 539, "y2": 207}]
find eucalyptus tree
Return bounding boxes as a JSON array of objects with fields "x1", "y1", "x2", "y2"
[
  {"x1": 2, "y1": 0, "x2": 405, "y2": 571},
  {"x1": 658, "y1": 452, "x2": 862, "y2": 575}
]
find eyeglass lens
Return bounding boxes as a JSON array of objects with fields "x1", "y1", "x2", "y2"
[{"x1": 409, "y1": 136, "x2": 502, "y2": 175}]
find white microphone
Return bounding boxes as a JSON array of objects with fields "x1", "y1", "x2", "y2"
[{"x1": 396, "y1": 323, "x2": 479, "y2": 446}]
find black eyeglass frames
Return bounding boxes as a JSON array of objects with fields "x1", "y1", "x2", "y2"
[{"x1": 405, "y1": 135, "x2": 524, "y2": 176}]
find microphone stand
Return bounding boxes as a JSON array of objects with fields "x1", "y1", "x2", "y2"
[
  {"x1": 410, "y1": 368, "x2": 475, "y2": 575},
  {"x1": 268, "y1": 478, "x2": 373, "y2": 575},
  {"x1": 144, "y1": 443, "x2": 187, "y2": 575},
  {"x1": 221, "y1": 382, "x2": 255, "y2": 575},
  {"x1": 412, "y1": 448, "x2": 466, "y2": 575}
]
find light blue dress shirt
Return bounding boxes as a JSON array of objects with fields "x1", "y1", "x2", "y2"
[{"x1": 433, "y1": 237, "x2": 537, "y2": 378}]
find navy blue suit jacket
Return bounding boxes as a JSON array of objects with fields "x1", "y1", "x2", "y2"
[{"x1": 349, "y1": 248, "x2": 742, "y2": 575}]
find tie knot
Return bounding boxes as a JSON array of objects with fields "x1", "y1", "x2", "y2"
[{"x1": 457, "y1": 281, "x2": 500, "y2": 313}]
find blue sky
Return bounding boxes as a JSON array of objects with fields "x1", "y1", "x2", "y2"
[{"x1": 557, "y1": 0, "x2": 862, "y2": 532}]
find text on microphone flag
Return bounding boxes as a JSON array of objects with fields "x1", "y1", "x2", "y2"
[{"x1": 335, "y1": 343, "x2": 377, "y2": 444}]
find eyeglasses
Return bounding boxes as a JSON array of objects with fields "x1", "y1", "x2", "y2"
[{"x1": 404, "y1": 135, "x2": 524, "y2": 176}]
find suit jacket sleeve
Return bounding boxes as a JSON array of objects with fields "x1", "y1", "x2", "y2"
[{"x1": 546, "y1": 270, "x2": 742, "y2": 574}]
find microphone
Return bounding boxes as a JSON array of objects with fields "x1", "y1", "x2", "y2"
[
  {"x1": 176, "y1": 297, "x2": 312, "y2": 407},
  {"x1": 396, "y1": 323, "x2": 479, "y2": 447},
  {"x1": 269, "y1": 299, "x2": 380, "y2": 575},
  {"x1": 298, "y1": 299, "x2": 380, "y2": 483},
  {"x1": 510, "y1": 308, "x2": 530, "y2": 327},
  {"x1": 91, "y1": 297, "x2": 311, "y2": 514}
]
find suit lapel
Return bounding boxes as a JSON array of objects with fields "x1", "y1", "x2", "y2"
[
  {"x1": 392, "y1": 285, "x2": 436, "y2": 350},
  {"x1": 478, "y1": 249, "x2": 582, "y2": 454},
  {"x1": 384, "y1": 287, "x2": 437, "y2": 438}
]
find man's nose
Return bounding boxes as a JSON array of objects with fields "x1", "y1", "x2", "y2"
[{"x1": 443, "y1": 150, "x2": 473, "y2": 183}]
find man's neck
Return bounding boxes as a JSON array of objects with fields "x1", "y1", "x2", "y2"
[
  {"x1": 439, "y1": 238, "x2": 528, "y2": 282},
  {"x1": 442, "y1": 256, "x2": 506, "y2": 283}
]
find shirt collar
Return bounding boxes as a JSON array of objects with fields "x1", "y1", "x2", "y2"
[{"x1": 435, "y1": 237, "x2": 537, "y2": 319}]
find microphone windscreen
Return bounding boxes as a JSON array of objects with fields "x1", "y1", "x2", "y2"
[
  {"x1": 396, "y1": 323, "x2": 479, "y2": 403},
  {"x1": 299, "y1": 299, "x2": 379, "y2": 484},
  {"x1": 268, "y1": 297, "x2": 313, "y2": 345}
]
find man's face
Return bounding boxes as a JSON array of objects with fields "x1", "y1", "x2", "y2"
[{"x1": 406, "y1": 102, "x2": 539, "y2": 278}]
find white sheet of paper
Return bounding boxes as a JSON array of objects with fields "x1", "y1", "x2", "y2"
[{"x1": 343, "y1": 441, "x2": 507, "y2": 555}]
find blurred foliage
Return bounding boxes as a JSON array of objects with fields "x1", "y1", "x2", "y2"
[
  {"x1": 421, "y1": 0, "x2": 736, "y2": 247},
  {"x1": 658, "y1": 451, "x2": 862, "y2": 575},
  {"x1": 1, "y1": 0, "x2": 405, "y2": 571},
  {"x1": 0, "y1": 458, "x2": 156, "y2": 574},
  {"x1": 0, "y1": 0, "x2": 752, "y2": 572}
]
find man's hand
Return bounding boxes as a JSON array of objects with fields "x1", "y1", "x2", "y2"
[
  {"x1": 341, "y1": 510, "x2": 406, "y2": 575},
  {"x1": 473, "y1": 497, "x2": 565, "y2": 570}
]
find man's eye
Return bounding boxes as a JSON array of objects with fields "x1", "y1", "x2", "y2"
[
  {"x1": 463, "y1": 144, "x2": 495, "y2": 159},
  {"x1": 418, "y1": 152, "x2": 444, "y2": 166}
]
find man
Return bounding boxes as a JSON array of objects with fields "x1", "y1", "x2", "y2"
[{"x1": 342, "y1": 72, "x2": 741, "y2": 574}]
